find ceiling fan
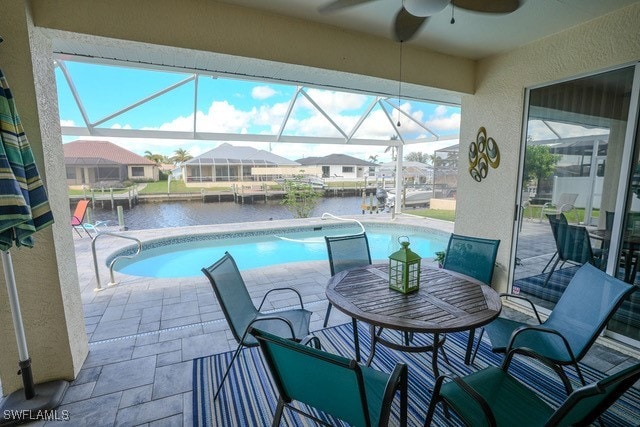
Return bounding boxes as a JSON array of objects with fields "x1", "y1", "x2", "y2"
[{"x1": 319, "y1": 0, "x2": 521, "y2": 42}]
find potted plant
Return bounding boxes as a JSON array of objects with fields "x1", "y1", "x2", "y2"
[{"x1": 434, "y1": 250, "x2": 446, "y2": 268}]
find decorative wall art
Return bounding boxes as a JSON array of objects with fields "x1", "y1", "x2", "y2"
[{"x1": 468, "y1": 127, "x2": 500, "y2": 182}]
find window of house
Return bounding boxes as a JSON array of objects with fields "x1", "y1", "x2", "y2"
[
  {"x1": 66, "y1": 167, "x2": 76, "y2": 179},
  {"x1": 131, "y1": 167, "x2": 145, "y2": 177},
  {"x1": 342, "y1": 166, "x2": 354, "y2": 173}
]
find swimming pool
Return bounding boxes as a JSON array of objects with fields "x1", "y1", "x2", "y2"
[{"x1": 109, "y1": 223, "x2": 450, "y2": 278}]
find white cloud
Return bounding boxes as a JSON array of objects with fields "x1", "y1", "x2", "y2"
[
  {"x1": 252, "y1": 86, "x2": 277, "y2": 100},
  {"x1": 61, "y1": 85, "x2": 462, "y2": 163},
  {"x1": 110, "y1": 123, "x2": 133, "y2": 130},
  {"x1": 60, "y1": 119, "x2": 76, "y2": 127}
]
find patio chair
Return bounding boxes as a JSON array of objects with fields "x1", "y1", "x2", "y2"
[
  {"x1": 424, "y1": 346, "x2": 640, "y2": 427},
  {"x1": 539, "y1": 192, "x2": 579, "y2": 223},
  {"x1": 543, "y1": 221, "x2": 605, "y2": 287},
  {"x1": 605, "y1": 210, "x2": 640, "y2": 283},
  {"x1": 71, "y1": 199, "x2": 92, "y2": 238},
  {"x1": 442, "y1": 233, "x2": 500, "y2": 364},
  {"x1": 323, "y1": 233, "x2": 372, "y2": 327},
  {"x1": 249, "y1": 327, "x2": 408, "y2": 427},
  {"x1": 201, "y1": 251, "x2": 312, "y2": 401},
  {"x1": 323, "y1": 232, "x2": 415, "y2": 356},
  {"x1": 541, "y1": 212, "x2": 568, "y2": 274},
  {"x1": 470, "y1": 263, "x2": 636, "y2": 389}
]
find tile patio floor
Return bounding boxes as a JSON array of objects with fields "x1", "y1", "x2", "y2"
[{"x1": 18, "y1": 214, "x2": 640, "y2": 425}]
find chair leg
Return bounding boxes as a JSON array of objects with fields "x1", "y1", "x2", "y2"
[
  {"x1": 541, "y1": 251, "x2": 557, "y2": 273},
  {"x1": 464, "y1": 328, "x2": 476, "y2": 365},
  {"x1": 423, "y1": 377, "x2": 446, "y2": 427},
  {"x1": 469, "y1": 328, "x2": 485, "y2": 365},
  {"x1": 271, "y1": 397, "x2": 285, "y2": 427},
  {"x1": 323, "y1": 303, "x2": 332, "y2": 327},
  {"x1": 399, "y1": 367, "x2": 408, "y2": 427},
  {"x1": 72, "y1": 226, "x2": 83, "y2": 238},
  {"x1": 213, "y1": 342, "x2": 245, "y2": 401},
  {"x1": 574, "y1": 363, "x2": 587, "y2": 387},
  {"x1": 543, "y1": 258, "x2": 561, "y2": 287},
  {"x1": 81, "y1": 224, "x2": 93, "y2": 238},
  {"x1": 403, "y1": 331, "x2": 411, "y2": 346},
  {"x1": 439, "y1": 343, "x2": 450, "y2": 365}
]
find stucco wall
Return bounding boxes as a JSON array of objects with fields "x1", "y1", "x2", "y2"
[
  {"x1": 29, "y1": 0, "x2": 475, "y2": 97},
  {"x1": 457, "y1": 3, "x2": 640, "y2": 292},
  {"x1": 0, "y1": 1, "x2": 87, "y2": 395}
]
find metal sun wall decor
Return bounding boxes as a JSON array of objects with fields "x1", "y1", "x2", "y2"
[{"x1": 468, "y1": 127, "x2": 500, "y2": 182}]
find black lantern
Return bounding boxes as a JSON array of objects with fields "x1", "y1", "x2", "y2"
[{"x1": 389, "y1": 236, "x2": 421, "y2": 294}]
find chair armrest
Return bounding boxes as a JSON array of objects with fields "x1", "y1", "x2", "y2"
[
  {"x1": 498, "y1": 293, "x2": 542, "y2": 323},
  {"x1": 558, "y1": 203, "x2": 574, "y2": 212},
  {"x1": 505, "y1": 325, "x2": 578, "y2": 393},
  {"x1": 257, "y1": 287, "x2": 305, "y2": 310},
  {"x1": 243, "y1": 316, "x2": 296, "y2": 341},
  {"x1": 299, "y1": 334, "x2": 322, "y2": 349},
  {"x1": 501, "y1": 347, "x2": 573, "y2": 395},
  {"x1": 433, "y1": 373, "x2": 497, "y2": 427}
]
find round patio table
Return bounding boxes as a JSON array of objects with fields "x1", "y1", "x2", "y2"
[{"x1": 326, "y1": 263, "x2": 502, "y2": 378}]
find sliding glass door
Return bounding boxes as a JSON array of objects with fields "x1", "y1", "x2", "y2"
[{"x1": 513, "y1": 64, "x2": 640, "y2": 344}]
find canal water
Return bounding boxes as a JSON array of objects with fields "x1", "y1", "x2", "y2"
[{"x1": 88, "y1": 196, "x2": 380, "y2": 230}]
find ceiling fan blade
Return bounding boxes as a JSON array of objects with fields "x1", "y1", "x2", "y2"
[
  {"x1": 318, "y1": 0, "x2": 379, "y2": 14},
  {"x1": 454, "y1": 0, "x2": 520, "y2": 14},
  {"x1": 394, "y1": 7, "x2": 428, "y2": 42}
]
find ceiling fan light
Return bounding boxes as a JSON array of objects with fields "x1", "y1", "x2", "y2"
[{"x1": 404, "y1": 0, "x2": 449, "y2": 17}]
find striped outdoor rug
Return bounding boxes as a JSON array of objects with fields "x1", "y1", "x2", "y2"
[{"x1": 193, "y1": 323, "x2": 640, "y2": 426}]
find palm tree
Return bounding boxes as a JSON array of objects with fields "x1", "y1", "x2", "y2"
[
  {"x1": 144, "y1": 150, "x2": 167, "y2": 165},
  {"x1": 171, "y1": 148, "x2": 193, "y2": 164},
  {"x1": 384, "y1": 136, "x2": 398, "y2": 161},
  {"x1": 368, "y1": 154, "x2": 379, "y2": 164}
]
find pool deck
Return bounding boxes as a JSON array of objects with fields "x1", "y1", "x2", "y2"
[{"x1": 34, "y1": 213, "x2": 640, "y2": 425}]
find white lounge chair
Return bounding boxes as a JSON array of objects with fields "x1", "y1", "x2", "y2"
[{"x1": 540, "y1": 192, "x2": 578, "y2": 223}]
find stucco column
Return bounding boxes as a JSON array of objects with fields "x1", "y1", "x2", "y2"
[{"x1": 0, "y1": 0, "x2": 87, "y2": 395}]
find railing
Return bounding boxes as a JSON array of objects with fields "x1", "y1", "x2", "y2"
[{"x1": 91, "y1": 232, "x2": 142, "y2": 291}]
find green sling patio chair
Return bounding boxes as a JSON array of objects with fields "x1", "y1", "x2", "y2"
[
  {"x1": 470, "y1": 263, "x2": 636, "y2": 389},
  {"x1": 543, "y1": 221, "x2": 605, "y2": 287},
  {"x1": 541, "y1": 213, "x2": 568, "y2": 274},
  {"x1": 442, "y1": 233, "x2": 500, "y2": 364},
  {"x1": 249, "y1": 327, "x2": 408, "y2": 427},
  {"x1": 323, "y1": 232, "x2": 372, "y2": 327},
  {"x1": 323, "y1": 232, "x2": 413, "y2": 353},
  {"x1": 424, "y1": 347, "x2": 640, "y2": 427},
  {"x1": 202, "y1": 251, "x2": 312, "y2": 400}
]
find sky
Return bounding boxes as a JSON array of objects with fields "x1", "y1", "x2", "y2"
[{"x1": 55, "y1": 60, "x2": 462, "y2": 163}]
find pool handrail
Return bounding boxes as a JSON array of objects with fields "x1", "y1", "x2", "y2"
[
  {"x1": 91, "y1": 232, "x2": 142, "y2": 291},
  {"x1": 273, "y1": 213, "x2": 366, "y2": 244}
]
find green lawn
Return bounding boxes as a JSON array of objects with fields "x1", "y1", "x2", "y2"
[
  {"x1": 138, "y1": 180, "x2": 230, "y2": 194},
  {"x1": 524, "y1": 205, "x2": 597, "y2": 224},
  {"x1": 404, "y1": 208, "x2": 456, "y2": 222}
]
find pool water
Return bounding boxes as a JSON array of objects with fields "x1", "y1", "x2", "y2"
[{"x1": 112, "y1": 224, "x2": 450, "y2": 278}]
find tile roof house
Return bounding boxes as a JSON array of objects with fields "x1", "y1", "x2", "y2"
[
  {"x1": 296, "y1": 154, "x2": 378, "y2": 180},
  {"x1": 64, "y1": 140, "x2": 159, "y2": 185},
  {"x1": 182, "y1": 142, "x2": 301, "y2": 184}
]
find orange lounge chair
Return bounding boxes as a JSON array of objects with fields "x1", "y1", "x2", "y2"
[{"x1": 71, "y1": 200, "x2": 92, "y2": 237}]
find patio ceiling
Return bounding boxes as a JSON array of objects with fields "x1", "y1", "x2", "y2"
[
  {"x1": 47, "y1": 0, "x2": 639, "y2": 150},
  {"x1": 214, "y1": 1, "x2": 640, "y2": 60}
]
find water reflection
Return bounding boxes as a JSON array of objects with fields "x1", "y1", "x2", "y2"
[{"x1": 88, "y1": 197, "x2": 372, "y2": 230}]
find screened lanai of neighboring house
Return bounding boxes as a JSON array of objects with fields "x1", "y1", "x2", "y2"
[{"x1": 182, "y1": 143, "x2": 300, "y2": 183}]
